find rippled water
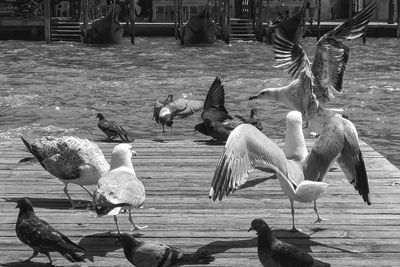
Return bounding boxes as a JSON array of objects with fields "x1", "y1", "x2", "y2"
[{"x1": 0, "y1": 37, "x2": 399, "y2": 168}]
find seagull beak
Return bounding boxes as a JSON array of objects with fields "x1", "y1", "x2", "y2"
[
  {"x1": 132, "y1": 150, "x2": 137, "y2": 157},
  {"x1": 248, "y1": 226, "x2": 254, "y2": 232}
]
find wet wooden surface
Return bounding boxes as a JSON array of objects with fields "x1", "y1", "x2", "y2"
[{"x1": 0, "y1": 137, "x2": 399, "y2": 266}]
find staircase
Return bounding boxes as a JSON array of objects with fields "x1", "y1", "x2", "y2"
[
  {"x1": 50, "y1": 18, "x2": 82, "y2": 42},
  {"x1": 229, "y1": 18, "x2": 256, "y2": 41}
]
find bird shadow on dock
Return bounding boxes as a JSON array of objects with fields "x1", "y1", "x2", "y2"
[
  {"x1": 4, "y1": 197, "x2": 91, "y2": 210},
  {"x1": 78, "y1": 232, "x2": 143, "y2": 257},
  {"x1": 0, "y1": 261, "x2": 53, "y2": 267},
  {"x1": 193, "y1": 139, "x2": 225, "y2": 146},
  {"x1": 195, "y1": 228, "x2": 356, "y2": 256}
]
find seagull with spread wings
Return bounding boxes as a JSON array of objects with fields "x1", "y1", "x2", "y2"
[
  {"x1": 20, "y1": 136, "x2": 110, "y2": 208},
  {"x1": 93, "y1": 143, "x2": 146, "y2": 235},
  {"x1": 153, "y1": 94, "x2": 203, "y2": 133},
  {"x1": 209, "y1": 111, "x2": 370, "y2": 231}
]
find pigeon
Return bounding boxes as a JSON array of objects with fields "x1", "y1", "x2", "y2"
[
  {"x1": 249, "y1": 218, "x2": 330, "y2": 267},
  {"x1": 210, "y1": 110, "x2": 370, "y2": 231},
  {"x1": 15, "y1": 198, "x2": 87, "y2": 265},
  {"x1": 96, "y1": 113, "x2": 134, "y2": 142},
  {"x1": 20, "y1": 135, "x2": 110, "y2": 208},
  {"x1": 93, "y1": 143, "x2": 146, "y2": 235},
  {"x1": 118, "y1": 233, "x2": 215, "y2": 267},
  {"x1": 249, "y1": 2, "x2": 376, "y2": 106},
  {"x1": 234, "y1": 108, "x2": 263, "y2": 131},
  {"x1": 153, "y1": 94, "x2": 203, "y2": 133}
]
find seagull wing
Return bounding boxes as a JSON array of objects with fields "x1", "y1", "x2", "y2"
[
  {"x1": 311, "y1": 1, "x2": 376, "y2": 100},
  {"x1": 209, "y1": 124, "x2": 295, "y2": 201},
  {"x1": 336, "y1": 118, "x2": 371, "y2": 205},
  {"x1": 168, "y1": 99, "x2": 203, "y2": 119},
  {"x1": 273, "y1": 7, "x2": 311, "y2": 78}
]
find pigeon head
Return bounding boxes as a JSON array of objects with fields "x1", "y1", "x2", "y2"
[
  {"x1": 96, "y1": 113, "x2": 105, "y2": 120},
  {"x1": 248, "y1": 218, "x2": 271, "y2": 234},
  {"x1": 110, "y1": 143, "x2": 137, "y2": 170},
  {"x1": 16, "y1": 198, "x2": 34, "y2": 213},
  {"x1": 117, "y1": 233, "x2": 139, "y2": 248}
]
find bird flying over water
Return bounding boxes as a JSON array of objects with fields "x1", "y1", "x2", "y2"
[
  {"x1": 249, "y1": 218, "x2": 330, "y2": 267},
  {"x1": 249, "y1": 1, "x2": 376, "y2": 115},
  {"x1": 15, "y1": 198, "x2": 87, "y2": 265},
  {"x1": 209, "y1": 111, "x2": 370, "y2": 231},
  {"x1": 93, "y1": 143, "x2": 146, "y2": 235},
  {"x1": 96, "y1": 113, "x2": 134, "y2": 142},
  {"x1": 20, "y1": 135, "x2": 110, "y2": 208},
  {"x1": 153, "y1": 94, "x2": 203, "y2": 133},
  {"x1": 118, "y1": 233, "x2": 215, "y2": 267}
]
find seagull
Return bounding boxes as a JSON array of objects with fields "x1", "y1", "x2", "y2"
[
  {"x1": 249, "y1": 1, "x2": 376, "y2": 109},
  {"x1": 249, "y1": 218, "x2": 330, "y2": 267},
  {"x1": 96, "y1": 113, "x2": 134, "y2": 142},
  {"x1": 234, "y1": 108, "x2": 263, "y2": 131},
  {"x1": 20, "y1": 135, "x2": 110, "y2": 208},
  {"x1": 93, "y1": 143, "x2": 146, "y2": 235},
  {"x1": 153, "y1": 94, "x2": 203, "y2": 133},
  {"x1": 210, "y1": 110, "x2": 370, "y2": 231},
  {"x1": 118, "y1": 233, "x2": 215, "y2": 267},
  {"x1": 15, "y1": 198, "x2": 87, "y2": 265}
]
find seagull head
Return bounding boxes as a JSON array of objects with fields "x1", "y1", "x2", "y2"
[
  {"x1": 96, "y1": 113, "x2": 105, "y2": 120},
  {"x1": 110, "y1": 143, "x2": 137, "y2": 171},
  {"x1": 16, "y1": 198, "x2": 34, "y2": 213}
]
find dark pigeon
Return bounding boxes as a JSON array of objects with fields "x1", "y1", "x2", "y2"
[
  {"x1": 15, "y1": 198, "x2": 87, "y2": 265},
  {"x1": 249, "y1": 219, "x2": 330, "y2": 267},
  {"x1": 96, "y1": 113, "x2": 134, "y2": 142},
  {"x1": 118, "y1": 233, "x2": 214, "y2": 267}
]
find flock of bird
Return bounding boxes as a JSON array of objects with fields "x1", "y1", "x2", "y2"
[{"x1": 13, "y1": 2, "x2": 376, "y2": 266}]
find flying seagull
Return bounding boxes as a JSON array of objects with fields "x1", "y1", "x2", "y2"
[
  {"x1": 15, "y1": 198, "x2": 87, "y2": 265},
  {"x1": 210, "y1": 111, "x2": 370, "y2": 231},
  {"x1": 118, "y1": 233, "x2": 215, "y2": 266},
  {"x1": 20, "y1": 135, "x2": 110, "y2": 208},
  {"x1": 96, "y1": 113, "x2": 134, "y2": 142},
  {"x1": 93, "y1": 143, "x2": 146, "y2": 235},
  {"x1": 249, "y1": 218, "x2": 330, "y2": 267},
  {"x1": 153, "y1": 94, "x2": 203, "y2": 133},
  {"x1": 250, "y1": 2, "x2": 376, "y2": 106}
]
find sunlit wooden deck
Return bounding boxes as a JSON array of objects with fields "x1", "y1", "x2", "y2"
[{"x1": 1, "y1": 138, "x2": 399, "y2": 266}]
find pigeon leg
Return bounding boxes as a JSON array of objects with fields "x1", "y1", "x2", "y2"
[
  {"x1": 313, "y1": 201, "x2": 328, "y2": 223},
  {"x1": 80, "y1": 185, "x2": 93, "y2": 197},
  {"x1": 23, "y1": 250, "x2": 39, "y2": 262},
  {"x1": 128, "y1": 209, "x2": 147, "y2": 231},
  {"x1": 290, "y1": 201, "x2": 298, "y2": 232},
  {"x1": 114, "y1": 215, "x2": 121, "y2": 236},
  {"x1": 44, "y1": 252, "x2": 53, "y2": 265},
  {"x1": 162, "y1": 124, "x2": 166, "y2": 133}
]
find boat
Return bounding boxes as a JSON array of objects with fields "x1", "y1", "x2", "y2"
[
  {"x1": 181, "y1": 5, "x2": 217, "y2": 45},
  {"x1": 85, "y1": 5, "x2": 123, "y2": 44}
]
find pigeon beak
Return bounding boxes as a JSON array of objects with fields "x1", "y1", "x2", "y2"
[{"x1": 248, "y1": 226, "x2": 254, "y2": 232}]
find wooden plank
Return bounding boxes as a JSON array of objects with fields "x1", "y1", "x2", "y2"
[{"x1": 0, "y1": 138, "x2": 399, "y2": 266}]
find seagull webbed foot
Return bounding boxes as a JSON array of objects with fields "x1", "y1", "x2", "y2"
[
  {"x1": 130, "y1": 224, "x2": 148, "y2": 231},
  {"x1": 314, "y1": 217, "x2": 329, "y2": 223}
]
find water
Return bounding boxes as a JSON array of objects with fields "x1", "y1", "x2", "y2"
[{"x1": 0, "y1": 37, "x2": 399, "y2": 168}]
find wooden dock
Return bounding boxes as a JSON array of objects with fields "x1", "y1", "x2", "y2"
[{"x1": 1, "y1": 138, "x2": 400, "y2": 266}]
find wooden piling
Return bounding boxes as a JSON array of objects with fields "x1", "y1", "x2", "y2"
[
  {"x1": 255, "y1": 0, "x2": 264, "y2": 42},
  {"x1": 43, "y1": 0, "x2": 50, "y2": 43},
  {"x1": 222, "y1": 0, "x2": 230, "y2": 43},
  {"x1": 129, "y1": 0, "x2": 136, "y2": 44},
  {"x1": 82, "y1": 0, "x2": 89, "y2": 43},
  {"x1": 316, "y1": 0, "x2": 321, "y2": 40},
  {"x1": 174, "y1": 0, "x2": 178, "y2": 39},
  {"x1": 178, "y1": 0, "x2": 183, "y2": 41},
  {"x1": 397, "y1": 0, "x2": 400, "y2": 39}
]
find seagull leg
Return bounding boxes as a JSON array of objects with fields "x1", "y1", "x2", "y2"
[
  {"x1": 313, "y1": 201, "x2": 328, "y2": 223},
  {"x1": 113, "y1": 215, "x2": 121, "y2": 236},
  {"x1": 128, "y1": 209, "x2": 147, "y2": 231},
  {"x1": 80, "y1": 185, "x2": 94, "y2": 197},
  {"x1": 64, "y1": 184, "x2": 85, "y2": 208},
  {"x1": 290, "y1": 201, "x2": 298, "y2": 232},
  {"x1": 24, "y1": 250, "x2": 39, "y2": 262}
]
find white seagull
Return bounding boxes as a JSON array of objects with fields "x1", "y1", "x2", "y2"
[
  {"x1": 93, "y1": 143, "x2": 146, "y2": 235},
  {"x1": 20, "y1": 136, "x2": 110, "y2": 208},
  {"x1": 210, "y1": 111, "x2": 370, "y2": 231},
  {"x1": 249, "y1": 1, "x2": 376, "y2": 109}
]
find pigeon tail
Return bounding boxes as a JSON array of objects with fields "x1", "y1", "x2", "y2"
[
  {"x1": 61, "y1": 251, "x2": 86, "y2": 263},
  {"x1": 312, "y1": 258, "x2": 331, "y2": 267},
  {"x1": 180, "y1": 251, "x2": 215, "y2": 265}
]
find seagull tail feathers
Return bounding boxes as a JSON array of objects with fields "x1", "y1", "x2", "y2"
[
  {"x1": 294, "y1": 180, "x2": 329, "y2": 203},
  {"x1": 93, "y1": 191, "x2": 123, "y2": 216},
  {"x1": 355, "y1": 150, "x2": 371, "y2": 205},
  {"x1": 180, "y1": 251, "x2": 215, "y2": 265}
]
